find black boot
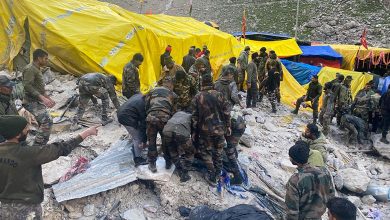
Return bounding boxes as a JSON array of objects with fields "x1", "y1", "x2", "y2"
[
  {"x1": 205, "y1": 172, "x2": 217, "y2": 186},
  {"x1": 230, "y1": 171, "x2": 243, "y2": 185},
  {"x1": 134, "y1": 157, "x2": 147, "y2": 167},
  {"x1": 165, "y1": 160, "x2": 172, "y2": 169},
  {"x1": 179, "y1": 170, "x2": 191, "y2": 182},
  {"x1": 148, "y1": 162, "x2": 157, "y2": 173},
  {"x1": 101, "y1": 115, "x2": 113, "y2": 126}
]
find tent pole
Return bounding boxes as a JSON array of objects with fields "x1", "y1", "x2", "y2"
[{"x1": 294, "y1": 0, "x2": 300, "y2": 39}]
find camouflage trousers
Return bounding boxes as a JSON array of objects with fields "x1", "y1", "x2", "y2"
[
  {"x1": 225, "y1": 126, "x2": 245, "y2": 172},
  {"x1": 198, "y1": 135, "x2": 226, "y2": 176},
  {"x1": 319, "y1": 113, "x2": 332, "y2": 135},
  {"x1": 0, "y1": 202, "x2": 42, "y2": 220},
  {"x1": 238, "y1": 69, "x2": 246, "y2": 91},
  {"x1": 75, "y1": 83, "x2": 109, "y2": 122},
  {"x1": 246, "y1": 83, "x2": 258, "y2": 108},
  {"x1": 336, "y1": 105, "x2": 349, "y2": 126},
  {"x1": 267, "y1": 90, "x2": 277, "y2": 111},
  {"x1": 353, "y1": 108, "x2": 369, "y2": 122},
  {"x1": 146, "y1": 112, "x2": 170, "y2": 163},
  {"x1": 162, "y1": 131, "x2": 194, "y2": 171},
  {"x1": 295, "y1": 95, "x2": 319, "y2": 121},
  {"x1": 24, "y1": 102, "x2": 52, "y2": 145},
  {"x1": 340, "y1": 118, "x2": 358, "y2": 145}
]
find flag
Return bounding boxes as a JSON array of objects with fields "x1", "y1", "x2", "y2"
[
  {"x1": 360, "y1": 28, "x2": 368, "y2": 50},
  {"x1": 189, "y1": 0, "x2": 193, "y2": 16},
  {"x1": 242, "y1": 9, "x2": 247, "y2": 43}
]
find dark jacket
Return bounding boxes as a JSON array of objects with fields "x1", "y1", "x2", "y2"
[
  {"x1": 160, "y1": 52, "x2": 170, "y2": 68},
  {"x1": 214, "y1": 77, "x2": 240, "y2": 109},
  {"x1": 117, "y1": 94, "x2": 146, "y2": 129},
  {"x1": 380, "y1": 90, "x2": 390, "y2": 115},
  {"x1": 266, "y1": 69, "x2": 278, "y2": 92},
  {"x1": 306, "y1": 81, "x2": 322, "y2": 101},
  {"x1": 182, "y1": 54, "x2": 196, "y2": 73},
  {"x1": 0, "y1": 136, "x2": 83, "y2": 204},
  {"x1": 163, "y1": 111, "x2": 192, "y2": 137}
]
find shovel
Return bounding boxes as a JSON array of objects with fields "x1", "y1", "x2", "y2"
[{"x1": 53, "y1": 94, "x2": 79, "y2": 124}]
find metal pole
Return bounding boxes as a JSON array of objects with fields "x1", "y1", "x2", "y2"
[{"x1": 294, "y1": 0, "x2": 300, "y2": 39}]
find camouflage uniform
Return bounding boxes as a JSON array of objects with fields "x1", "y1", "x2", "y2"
[
  {"x1": 285, "y1": 164, "x2": 335, "y2": 220},
  {"x1": 0, "y1": 94, "x2": 17, "y2": 116},
  {"x1": 246, "y1": 60, "x2": 258, "y2": 108},
  {"x1": 294, "y1": 81, "x2": 322, "y2": 122},
  {"x1": 319, "y1": 90, "x2": 335, "y2": 135},
  {"x1": 225, "y1": 115, "x2": 246, "y2": 172},
  {"x1": 188, "y1": 64, "x2": 201, "y2": 91},
  {"x1": 145, "y1": 86, "x2": 177, "y2": 163},
  {"x1": 22, "y1": 63, "x2": 52, "y2": 145},
  {"x1": 162, "y1": 111, "x2": 194, "y2": 171},
  {"x1": 257, "y1": 53, "x2": 268, "y2": 101},
  {"x1": 265, "y1": 69, "x2": 278, "y2": 112},
  {"x1": 191, "y1": 85, "x2": 230, "y2": 181},
  {"x1": 265, "y1": 56, "x2": 283, "y2": 103},
  {"x1": 237, "y1": 51, "x2": 249, "y2": 91},
  {"x1": 227, "y1": 63, "x2": 239, "y2": 85},
  {"x1": 353, "y1": 88, "x2": 374, "y2": 122},
  {"x1": 214, "y1": 76, "x2": 240, "y2": 109},
  {"x1": 337, "y1": 83, "x2": 353, "y2": 125},
  {"x1": 159, "y1": 64, "x2": 185, "y2": 85},
  {"x1": 75, "y1": 73, "x2": 120, "y2": 123},
  {"x1": 340, "y1": 114, "x2": 369, "y2": 145},
  {"x1": 122, "y1": 61, "x2": 140, "y2": 99},
  {"x1": 173, "y1": 74, "x2": 198, "y2": 112},
  {"x1": 182, "y1": 54, "x2": 196, "y2": 73},
  {"x1": 0, "y1": 202, "x2": 42, "y2": 220}
]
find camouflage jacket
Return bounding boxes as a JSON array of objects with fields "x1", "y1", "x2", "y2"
[
  {"x1": 257, "y1": 54, "x2": 268, "y2": 79},
  {"x1": 237, "y1": 51, "x2": 249, "y2": 71},
  {"x1": 338, "y1": 84, "x2": 353, "y2": 107},
  {"x1": 173, "y1": 74, "x2": 198, "y2": 109},
  {"x1": 246, "y1": 61, "x2": 258, "y2": 84},
  {"x1": 159, "y1": 64, "x2": 185, "y2": 85},
  {"x1": 22, "y1": 63, "x2": 45, "y2": 103},
  {"x1": 265, "y1": 58, "x2": 283, "y2": 74},
  {"x1": 182, "y1": 54, "x2": 196, "y2": 73},
  {"x1": 306, "y1": 81, "x2": 322, "y2": 101},
  {"x1": 285, "y1": 164, "x2": 335, "y2": 220},
  {"x1": 145, "y1": 86, "x2": 177, "y2": 117},
  {"x1": 353, "y1": 89, "x2": 375, "y2": 112},
  {"x1": 163, "y1": 111, "x2": 192, "y2": 137},
  {"x1": 306, "y1": 133, "x2": 328, "y2": 162},
  {"x1": 0, "y1": 94, "x2": 18, "y2": 116},
  {"x1": 214, "y1": 77, "x2": 240, "y2": 109},
  {"x1": 191, "y1": 86, "x2": 231, "y2": 136},
  {"x1": 122, "y1": 62, "x2": 140, "y2": 95},
  {"x1": 321, "y1": 91, "x2": 335, "y2": 116}
]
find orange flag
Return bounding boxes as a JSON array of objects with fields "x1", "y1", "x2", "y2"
[
  {"x1": 360, "y1": 28, "x2": 368, "y2": 50},
  {"x1": 242, "y1": 9, "x2": 247, "y2": 43}
]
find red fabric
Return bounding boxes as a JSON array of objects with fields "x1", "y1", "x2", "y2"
[
  {"x1": 59, "y1": 157, "x2": 90, "y2": 182},
  {"x1": 196, "y1": 51, "x2": 204, "y2": 58},
  {"x1": 300, "y1": 57, "x2": 341, "y2": 68},
  {"x1": 242, "y1": 9, "x2": 246, "y2": 40},
  {"x1": 360, "y1": 29, "x2": 368, "y2": 50}
]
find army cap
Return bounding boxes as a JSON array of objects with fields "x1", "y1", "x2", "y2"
[
  {"x1": 164, "y1": 56, "x2": 174, "y2": 65},
  {"x1": 244, "y1": 46, "x2": 250, "y2": 51},
  {"x1": 0, "y1": 115, "x2": 28, "y2": 139},
  {"x1": 260, "y1": 47, "x2": 266, "y2": 52},
  {"x1": 345, "y1": 75, "x2": 353, "y2": 81},
  {"x1": 0, "y1": 75, "x2": 15, "y2": 88}
]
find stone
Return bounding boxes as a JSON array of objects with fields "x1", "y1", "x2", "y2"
[
  {"x1": 42, "y1": 156, "x2": 72, "y2": 185},
  {"x1": 305, "y1": 20, "x2": 321, "y2": 28},
  {"x1": 361, "y1": 195, "x2": 376, "y2": 205},
  {"x1": 244, "y1": 115, "x2": 256, "y2": 126},
  {"x1": 121, "y1": 208, "x2": 145, "y2": 220},
  {"x1": 240, "y1": 134, "x2": 253, "y2": 148},
  {"x1": 51, "y1": 121, "x2": 72, "y2": 133},
  {"x1": 68, "y1": 212, "x2": 83, "y2": 219},
  {"x1": 263, "y1": 121, "x2": 277, "y2": 132},
  {"x1": 242, "y1": 108, "x2": 254, "y2": 115},
  {"x1": 143, "y1": 204, "x2": 158, "y2": 213},
  {"x1": 347, "y1": 196, "x2": 362, "y2": 208},
  {"x1": 329, "y1": 20, "x2": 337, "y2": 26},
  {"x1": 256, "y1": 117, "x2": 265, "y2": 124},
  {"x1": 333, "y1": 173, "x2": 344, "y2": 190},
  {"x1": 83, "y1": 204, "x2": 95, "y2": 217},
  {"x1": 130, "y1": 184, "x2": 140, "y2": 194},
  {"x1": 279, "y1": 159, "x2": 296, "y2": 173},
  {"x1": 337, "y1": 168, "x2": 370, "y2": 193}
]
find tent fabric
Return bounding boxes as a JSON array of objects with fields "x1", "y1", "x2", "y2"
[
  {"x1": 281, "y1": 59, "x2": 321, "y2": 85},
  {"x1": 328, "y1": 44, "x2": 390, "y2": 71},
  {"x1": 280, "y1": 64, "x2": 308, "y2": 107},
  {"x1": 300, "y1": 46, "x2": 343, "y2": 61},
  {"x1": 242, "y1": 38, "x2": 302, "y2": 58},
  {"x1": 379, "y1": 76, "x2": 390, "y2": 95},
  {"x1": 300, "y1": 57, "x2": 341, "y2": 68}
]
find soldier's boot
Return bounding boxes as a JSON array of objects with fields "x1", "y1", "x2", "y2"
[
  {"x1": 205, "y1": 172, "x2": 217, "y2": 187},
  {"x1": 313, "y1": 118, "x2": 318, "y2": 124},
  {"x1": 70, "y1": 117, "x2": 82, "y2": 131},
  {"x1": 271, "y1": 103, "x2": 277, "y2": 113},
  {"x1": 134, "y1": 157, "x2": 147, "y2": 167},
  {"x1": 179, "y1": 169, "x2": 191, "y2": 182},
  {"x1": 230, "y1": 170, "x2": 243, "y2": 185},
  {"x1": 148, "y1": 162, "x2": 157, "y2": 173},
  {"x1": 101, "y1": 115, "x2": 113, "y2": 126},
  {"x1": 165, "y1": 160, "x2": 173, "y2": 169},
  {"x1": 380, "y1": 137, "x2": 390, "y2": 144}
]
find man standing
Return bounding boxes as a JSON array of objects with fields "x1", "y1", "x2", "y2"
[
  {"x1": 257, "y1": 47, "x2": 268, "y2": 101},
  {"x1": 214, "y1": 66, "x2": 242, "y2": 108},
  {"x1": 353, "y1": 82, "x2": 374, "y2": 123},
  {"x1": 237, "y1": 46, "x2": 250, "y2": 91},
  {"x1": 199, "y1": 50, "x2": 212, "y2": 74},
  {"x1": 0, "y1": 115, "x2": 99, "y2": 220},
  {"x1": 122, "y1": 53, "x2": 144, "y2": 99},
  {"x1": 71, "y1": 73, "x2": 120, "y2": 130},
  {"x1": 337, "y1": 75, "x2": 353, "y2": 126},
  {"x1": 285, "y1": 141, "x2": 335, "y2": 220},
  {"x1": 160, "y1": 45, "x2": 172, "y2": 68},
  {"x1": 145, "y1": 77, "x2": 177, "y2": 173},
  {"x1": 188, "y1": 59, "x2": 208, "y2": 91},
  {"x1": 292, "y1": 75, "x2": 322, "y2": 123},
  {"x1": 319, "y1": 82, "x2": 335, "y2": 135},
  {"x1": 379, "y1": 84, "x2": 390, "y2": 144},
  {"x1": 265, "y1": 51, "x2": 283, "y2": 103},
  {"x1": 22, "y1": 49, "x2": 55, "y2": 145},
  {"x1": 264, "y1": 69, "x2": 279, "y2": 113},
  {"x1": 227, "y1": 57, "x2": 239, "y2": 85},
  {"x1": 246, "y1": 52, "x2": 259, "y2": 108},
  {"x1": 192, "y1": 74, "x2": 231, "y2": 186},
  {"x1": 117, "y1": 94, "x2": 148, "y2": 167},
  {"x1": 162, "y1": 111, "x2": 194, "y2": 182},
  {"x1": 0, "y1": 75, "x2": 17, "y2": 116},
  {"x1": 159, "y1": 57, "x2": 185, "y2": 85},
  {"x1": 182, "y1": 47, "x2": 196, "y2": 73},
  {"x1": 173, "y1": 70, "x2": 198, "y2": 112}
]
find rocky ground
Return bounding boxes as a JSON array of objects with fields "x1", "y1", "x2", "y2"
[
  {"x1": 8, "y1": 70, "x2": 387, "y2": 219},
  {"x1": 100, "y1": 0, "x2": 389, "y2": 47}
]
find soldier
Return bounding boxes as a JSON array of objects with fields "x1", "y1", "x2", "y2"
[
  {"x1": 117, "y1": 94, "x2": 148, "y2": 167},
  {"x1": 214, "y1": 67, "x2": 245, "y2": 184},
  {"x1": 340, "y1": 114, "x2": 370, "y2": 145},
  {"x1": 192, "y1": 74, "x2": 231, "y2": 186},
  {"x1": 160, "y1": 45, "x2": 172, "y2": 68},
  {"x1": 327, "y1": 197, "x2": 357, "y2": 220},
  {"x1": 285, "y1": 141, "x2": 335, "y2": 220},
  {"x1": 22, "y1": 49, "x2": 55, "y2": 145},
  {"x1": 0, "y1": 115, "x2": 99, "y2": 220},
  {"x1": 336, "y1": 75, "x2": 353, "y2": 126},
  {"x1": 292, "y1": 75, "x2": 322, "y2": 123},
  {"x1": 188, "y1": 59, "x2": 208, "y2": 91},
  {"x1": 246, "y1": 52, "x2": 259, "y2": 108},
  {"x1": 173, "y1": 70, "x2": 198, "y2": 112},
  {"x1": 265, "y1": 51, "x2": 283, "y2": 103},
  {"x1": 0, "y1": 75, "x2": 17, "y2": 116},
  {"x1": 145, "y1": 77, "x2": 177, "y2": 173},
  {"x1": 379, "y1": 84, "x2": 390, "y2": 144},
  {"x1": 122, "y1": 53, "x2": 144, "y2": 99},
  {"x1": 237, "y1": 46, "x2": 250, "y2": 91},
  {"x1": 264, "y1": 68, "x2": 279, "y2": 113},
  {"x1": 162, "y1": 111, "x2": 194, "y2": 182},
  {"x1": 352, "y1": 82, "x2": 374, "y2": 123},
  {"x1": 159, "y1": 56, "x2": 185, "y2": 85},
  {"x1": 71, "y1": 73, "x2": 120, "y2": 130},
  {"x1": 227, "y1": 57, "x2": 239, "y2": 85},
  {"x1": 198, "y1": 50, "x2": 212, "y2": 74},
  {"x1": 182, "y1": 47, "x2": 196, "y2": 73},
  {"x1": 319, "y1": 82, "x2": 335, "y2": 135},
  {"x1": 302, "y1": 123, "x2": 328, "y2": 162},
  {"x1": 257, "y1": 47, "x2": 268, "y2": 101}
]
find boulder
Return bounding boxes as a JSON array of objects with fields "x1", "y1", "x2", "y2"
[
  {"x1": 333, "y1": 173, "x2": 344, "y2": 190},
  {"x1": 42, "y1": 156, "x2": 72, "y2": 185},
  {"x1": 347, "y1": 196, "x2": 362, "y2": 208},
  {"x1": 244, "y1": 115, "x2": 256, "y2": 126},
  {"x1": 279, "y1": 159, "x2": 296, "y2": 173},
  {"x1": 337, "y1": 168, "x2": 370, "y2": 193},
  {"x1": 121, "y1": 208, "x2": 146, "y2": 220},
  {"x1": 263, "y1": 121, "x2": 277, "y2": 132},
  {"x1": 83, "y1": 204, "x2": 95, "y2": 217},
  {"x1": 361, "y1": 195, "x2": 376, "y2": 205}
]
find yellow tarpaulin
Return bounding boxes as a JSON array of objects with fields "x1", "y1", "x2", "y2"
[
  {"x1": 329, "y1": 44, "x2": 390, "y2": 71},
  {"x1": 280, "y1": 64, "x2": 307, "y2": 107},
  {"x1": 243, "y1": 38, "x2": 302, "y2": 57}
]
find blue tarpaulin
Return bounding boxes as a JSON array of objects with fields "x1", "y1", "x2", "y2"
[
  {"x1": 379, "y1": 76, "x2": 390, "y2": 95},
  {"x1": 281, "y1": 59, "x2": 322, "y2": 85},
  {"x1": 300, "y1": 46, "x2": 343, "y2": 61}
]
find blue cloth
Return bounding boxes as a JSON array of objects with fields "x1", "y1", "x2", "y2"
[
  {"x1": 281, "y1": 59, "x2": 322, "y2": 85},
  {"x1": 300, "y1": 46, "x2": 343, "y2": 61},
  {"x1": 381, "y1": 76, "x2": 390, "y2": 95}
]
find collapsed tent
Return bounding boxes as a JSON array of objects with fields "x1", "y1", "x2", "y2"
[
  {"x1": 242, "y1": 39, "x2": 302, "y2": 58},
  {"x1": 299, "y1": 46, "x2": 343, "y2": 68},
  {"x1": 281, "y1": 59, "x2": 321, "y2": 85}
]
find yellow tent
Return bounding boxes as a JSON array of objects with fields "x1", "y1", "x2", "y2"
[
  {"x1": 243, "y1": 38, "x2": 302, "y2": 57},
  {"x1": 328, "y1": 44, "x2": 390, "y2": 71}
]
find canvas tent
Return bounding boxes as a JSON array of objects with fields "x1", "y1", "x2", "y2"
[
  {"x1": 299, "y1": 46, "x2": 342, "y2": 68},
  {"x1": 243, "y1": 38, "x2": 302, "y2": 58},
  {"x1": 281, "y1": 59, "x2": 321, "y2": 85}
]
